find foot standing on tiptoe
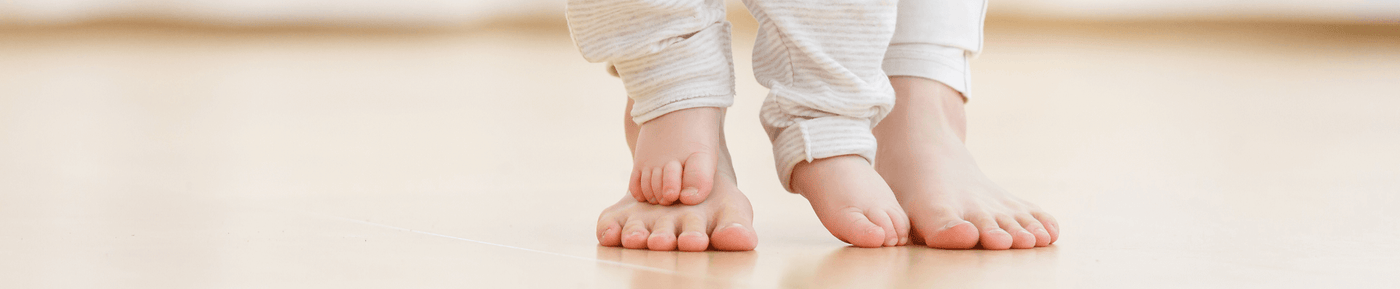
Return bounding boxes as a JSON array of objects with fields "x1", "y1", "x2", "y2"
[
  {"x1": 874, "y1": 0, "x2": 1060, "y2": 249},
  {"x1": 743, "y1": 0, "x2": 910, "y2": 248}
]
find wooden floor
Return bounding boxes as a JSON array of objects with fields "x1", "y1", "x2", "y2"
[{"x1": 1, "y1": 18, "x2": 1398, "y2": 288}]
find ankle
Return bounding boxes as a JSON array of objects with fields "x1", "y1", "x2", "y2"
[{"x1": 887, "y1": 76, "x2": 968, "y2": 142}]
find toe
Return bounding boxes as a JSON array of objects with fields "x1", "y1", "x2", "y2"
[
  {"x1": 890, "y1": 209, "x2": 912, "y2": 246},
  {"x1": 967, "y1": 213, "x2": 1012, "y2": 250},
  {"x1": 649, "y1": 167, "x2": 663, "y2": 204},
  {"x1": 833, "y1": 209, "x2": 886, "y2": 248},
  {"x1": 659, "y1": 161, "x2": 683, "y2": 205},
  {"x1": 913, "y1": 206, "x2": 978, "y2": 249},
  {"x1": 710, "y1": 223, "x2": 757, "y2": 251},
  {"x1": 1017, "y1": 214, "x2": 1052, "y2": 247},
  {"x1": 647, "y1": 218, "x2": 678, "y2": 251},
  {"x1": 998, "y1": 216, "x2": 1036, "y2": 249},
  {"x1": 628, "y1": 170, "x2": 645, "y2": 202},
  {"x1": 677, "y1": 214, "x2": 710, "y2": 252},
  {"x1": 597, "y1": 215, "x2": 623, "y2": 247},
  {"x1": 639, "y1": 168, "x2": 656, "y2": 204},
  {"x1": 1031, "y1": 211, "x2": 1060, "y2": 244},
  {"x1": 620, "y1": 218, "x2": 650, "y2": 249},
  {"x1": 865, "y1": 209, "x2": 901, "y2": 247},
  {"x1": 710, "y1": 209, "x2": 757, "y2": 251},
  {"x1": 678, "y1": 152, "x2": 716, "y2": 205}
]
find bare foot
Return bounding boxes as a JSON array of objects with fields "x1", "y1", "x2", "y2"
[
  {"x1": 596, "y1": 100, "x2": 757, "y2": 251},
  {"x1": 790, "y1": 155, "x2": 910, "y2": 248},
  {"x1": 629, "y1": 106, "x2": 721, "y2": 205},
  {"x1": 873, "y1": 77, "x2": 1060, "y2": 250}
]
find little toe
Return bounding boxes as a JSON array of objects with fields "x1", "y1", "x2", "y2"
[
  {"x1": 865, "y1": 210, "x2": 901, "y2": 247},
  {"x1": 678, "y1": 152, "x2": 716, "y2": 205},
  {"x1": 620, "y1": 219, "x2": 650, "y2": 249},
  {"x1": 647, "y1": 218, "x2": 678, "y2": 251},
  {"x1": 597, "y1": 218, "x2": 623, "y2": 247},
  {"x1": 999, "y1": 217, "x2": 1036, "y2": 249},
  {"x1": 1017, "y1": 215, "x2": 1052, "y2": 247},
  {"x1": 968, "y1": 214, "x2": 1012, "y2": 250},
  {"x1": 1032, "y1": 211, "x2": 1060, "y2": 244},
  {"x1": 677, "y1": 214, "x2": 710, "y2": 252},
  {"x1": 659, "y1": 161, "x2": 683, "y2": 205}
]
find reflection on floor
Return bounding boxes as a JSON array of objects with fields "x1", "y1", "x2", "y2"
[{"x1": 1, "y1": 18, "x2": 1398, "y2": 288}]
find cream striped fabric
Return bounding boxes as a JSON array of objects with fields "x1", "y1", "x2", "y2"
[
  {"x1": 566, "y1": 0, "x2": 736, "y2": 124},
  {"x1": 566, "y1": 0, "x2": 985, "y2": 192},
  {"x1": 746, "y1": 0, "x2": 898, "y2": 191},
  {"x1": 884, "y1": 0, "x2": 987, "y2": 97}
]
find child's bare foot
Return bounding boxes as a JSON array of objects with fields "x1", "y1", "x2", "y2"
[
  {"x1": 790, "y1": 156, "x2": 910, "y2": 248},
  {"x1": 596, "y1": 100, "x2": 757, "y2": 251},
  {"x1": 873, "y1": 77, "x2": 1060, "y2": 250},
  {"x1": 629, "y1": 107, "x2": 721, "y2": 206}
]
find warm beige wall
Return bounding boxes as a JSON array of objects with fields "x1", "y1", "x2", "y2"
[{"x1": 1, "y1": 0, "x2": 1398, "y2": 27}]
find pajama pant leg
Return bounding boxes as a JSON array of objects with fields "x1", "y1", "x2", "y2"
[
  {"x1": 566, "y1": 0, "x2": 737, "y2": 124},
  {"x1": 744, "y1": 0, "x2": 900, "y2": 192},
  {"x1": 883, "y1": 0, "x2": 987, "y2": 98}
]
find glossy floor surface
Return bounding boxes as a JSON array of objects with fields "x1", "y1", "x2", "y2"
[{"x1": 2, "y1": 17, "x2": 1399, "y2": 288}]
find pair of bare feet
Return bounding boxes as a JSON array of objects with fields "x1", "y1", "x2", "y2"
[{"x1": 596, "y1": 77, "x2": 1059, "y2": 251}]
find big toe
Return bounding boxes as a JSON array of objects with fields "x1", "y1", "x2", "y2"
[
  {"x1": 677, "y1": 152, "x2": 716, "y2": 205},
  {"x1": 919, "y1": 220, "x2": 979, "y2": 249},
  {"x1": 709, "y1": 210, "x2": 756, "y2": 251},
  {"x1": 710, "y1": 223, "x2": 757, "y2": 251}
]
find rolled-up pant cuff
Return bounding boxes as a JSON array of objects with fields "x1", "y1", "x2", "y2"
[
  {"x1": 771, "y1": 116, "x2": 878, "y2": 192},
  {"x1": 882, "y1": 43, "x2": 972, "y2": 98},
  {"x1": 612, "y1": 22, "x2": 737, "y2": 124}
]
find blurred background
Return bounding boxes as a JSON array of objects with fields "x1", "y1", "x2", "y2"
[
  {"x1": 2, "y1": 1, "x2": 1399, "y2": 288},
  {"x1": 3, "y1": 0, "x2": 1400, "y2": 26}
]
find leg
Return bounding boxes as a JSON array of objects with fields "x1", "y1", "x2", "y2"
[
  {"x1": 744, "y1": 0, "x2": 909, "y2": 248},
  {"x1": 596, "y1": 99, "x2": 758, "y2": 251},
  {"x1": 569, "y1": 0, "x2": 756, "y2": 251},
  {"x1": 874, "y1": 0, "x2": 1059, "y2": 250},
  {"x1": 568, "y1": 0, "x2": 735, "y2": 205}
]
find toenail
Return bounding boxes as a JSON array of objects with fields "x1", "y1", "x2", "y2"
[
  {"x1": 715, "y1": 223, "x2": 742, "y2": 232},
  {"x1": 681, "y1": 187, "x2": 698, "y2": 198}
]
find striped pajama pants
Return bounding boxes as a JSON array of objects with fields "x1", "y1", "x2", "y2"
[{"x1": 566, "y1": 0, "x2": 987, "y2": 191}]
